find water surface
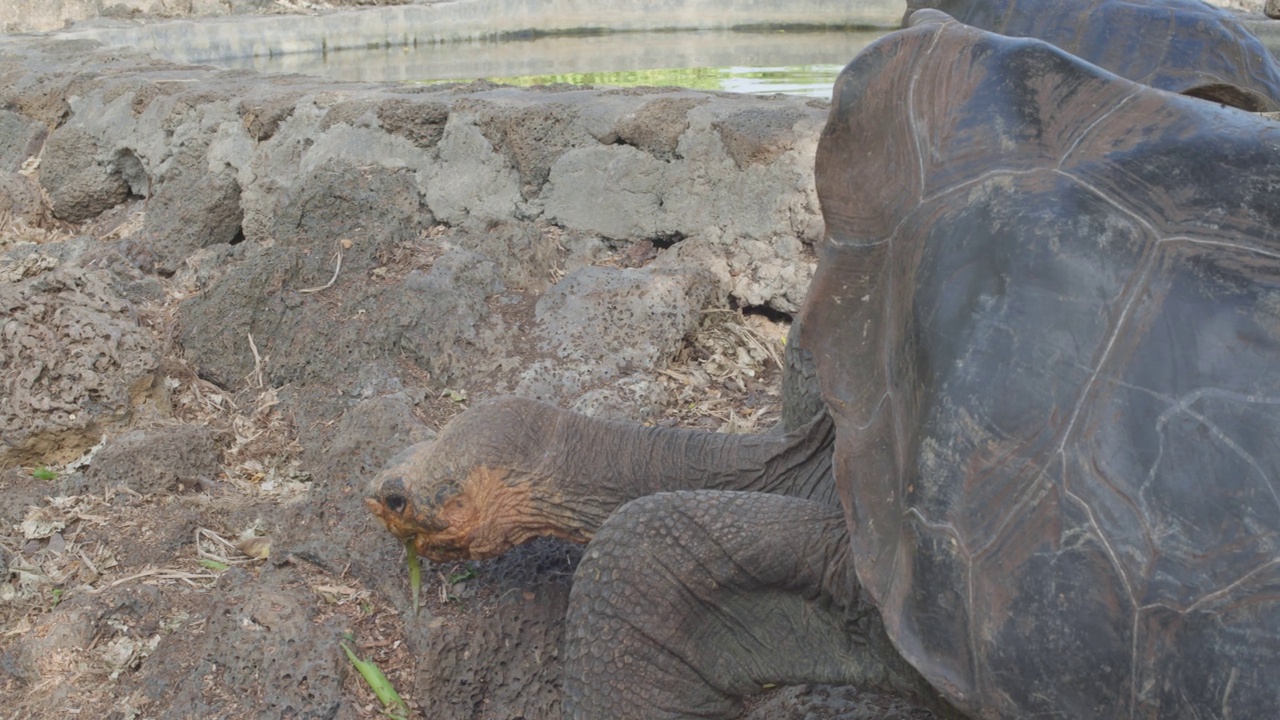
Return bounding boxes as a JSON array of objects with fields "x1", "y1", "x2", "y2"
[{"x1": 214, "y1": 29, "x2": 892, "y2": 98}]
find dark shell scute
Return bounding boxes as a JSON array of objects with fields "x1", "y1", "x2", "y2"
[{"x1": 811, "y1": 15, "x2": 1280, "y2": 718}]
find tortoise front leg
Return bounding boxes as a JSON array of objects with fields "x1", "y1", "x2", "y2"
[{"x1": 563, "y1": 490, "x2": 949, "y2": 720}]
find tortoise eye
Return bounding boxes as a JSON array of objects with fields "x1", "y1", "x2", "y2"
[{"x1": 384, "y1": 493, "x2": 407, "y2": 514}]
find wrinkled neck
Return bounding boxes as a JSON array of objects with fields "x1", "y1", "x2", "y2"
[{"x1": 522, "y1": 409, "x2": 836, "y2": 537}]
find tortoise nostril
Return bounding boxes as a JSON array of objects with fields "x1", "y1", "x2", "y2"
[{"x1": 384, "y1": 493, "x2": 407, "y2": 514}]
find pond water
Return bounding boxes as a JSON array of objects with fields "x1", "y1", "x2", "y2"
[{"x1": 213, "y1": 28, "x2": 893, "y2": 98}]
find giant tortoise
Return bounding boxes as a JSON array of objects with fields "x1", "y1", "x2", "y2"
[
  {"x1": 367, "y1": 11, "x2": 1280, "y2": 720},
  {"x1": 906, "y1": 0, "x2": 1280, "y2": 110}
]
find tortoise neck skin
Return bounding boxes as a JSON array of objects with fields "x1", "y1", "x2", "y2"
[
  {"x1": 523, "y1": 404, "x2": 838, "y2": 534},
  {"x1": 367, "y1": 396, "x2": 836, "y2": 562}
]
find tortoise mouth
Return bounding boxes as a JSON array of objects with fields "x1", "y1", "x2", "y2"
[
  {"x1": 367, "y1": 466, "x2": 565, "y2": 562},
  {"x1": 412, "y1": 533, "x2": 474, "y2": 563},
  {"x1": 364, "y1": 496, "x2": 421, "y2": 539},
  {"x1": 364, "y1": 495, "x2": 478, "y2": 562}
]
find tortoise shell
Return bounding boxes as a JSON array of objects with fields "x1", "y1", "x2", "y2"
[
  {"x1": 807, "y1": 13, "x2": 1280, "y2": 718},
  {"x1": 906, "y1": 0, "x2": 1280, "y2": 109}
]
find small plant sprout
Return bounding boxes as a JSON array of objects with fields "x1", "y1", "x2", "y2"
[
  {"x1": 405, "y1": 537, "x2": 421, "y2": 616},
  {"x1": 340, "y1": 635, "x2": 409, "y2": 719}
]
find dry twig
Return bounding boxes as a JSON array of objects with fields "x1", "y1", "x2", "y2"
[{"x1": 298, "y1": 246, "x2": 344, "y2": 294}]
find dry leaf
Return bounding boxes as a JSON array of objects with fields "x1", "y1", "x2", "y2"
[{"x1": 235, "y1": 536, "x2": 271, "y2": 559}]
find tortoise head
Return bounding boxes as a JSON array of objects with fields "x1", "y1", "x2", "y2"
[{"x1": 365, "y1": 397, "x2": 578, "y2": 562}]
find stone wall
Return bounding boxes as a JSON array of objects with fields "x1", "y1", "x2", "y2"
[{"x1": 0, "y1": 31, "x2": 827, "y2": 465}]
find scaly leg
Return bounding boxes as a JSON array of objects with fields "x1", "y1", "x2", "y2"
[{"x1": 563, "y1": 490, "x2": 949, "y2": 719}]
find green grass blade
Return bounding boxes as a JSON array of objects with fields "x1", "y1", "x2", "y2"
[
  {"x1": 340, "y1": 641, "x2": 409, "y2": 715},
  {"x1": 405, "y1": 537, "x2": 421, "y2": 616}
]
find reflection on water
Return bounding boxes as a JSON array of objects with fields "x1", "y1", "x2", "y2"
[
  {"x1": 213, "y1": 29, "x2": 892, "y2": 98},
  {"x1": 477, "y1": 64, "x2": 852, "y2": 98}
]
